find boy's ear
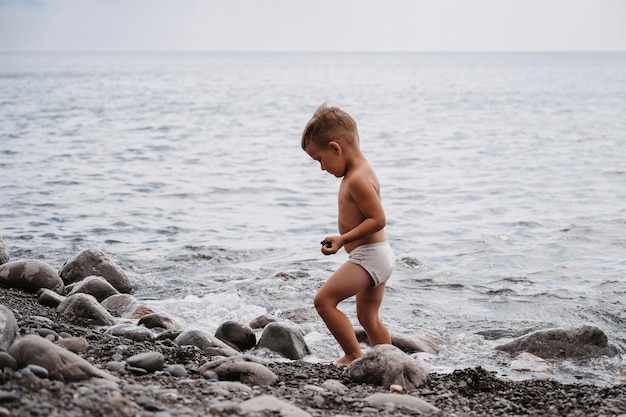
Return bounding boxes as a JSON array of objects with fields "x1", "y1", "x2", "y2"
[{"x1": 328, "y1": 141, "x2": 342, "y2": 155}]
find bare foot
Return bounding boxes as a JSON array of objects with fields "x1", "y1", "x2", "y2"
[{"x1": 333, "y1": 355, "x2": 360, "y2": 366}]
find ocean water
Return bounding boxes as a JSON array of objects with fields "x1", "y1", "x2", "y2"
[{"x1": 1, "y1": 52, "x2": 625, "y2": 386}]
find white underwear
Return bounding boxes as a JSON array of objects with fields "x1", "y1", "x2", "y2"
[{"x1": 347, "y1": 242, "x2": 395, "y2": 287}]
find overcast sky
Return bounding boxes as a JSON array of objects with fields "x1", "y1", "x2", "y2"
[{"x1": 1, "y1": 0, "x2": 625, "y2": 52}]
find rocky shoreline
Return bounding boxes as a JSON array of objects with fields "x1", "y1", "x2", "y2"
[{"x1": 0, "y1": 287, "x2": 624, "y2": 417}]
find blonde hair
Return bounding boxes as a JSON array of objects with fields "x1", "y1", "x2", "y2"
[{"x1": 301, "y1": 102, "x2": 360, "y2": 151}]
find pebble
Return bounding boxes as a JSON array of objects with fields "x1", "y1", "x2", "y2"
[
  {"x1": 127, "y1": 351, "x2": 164, "y2": 372},
  {"x1": 0, "y1": 392, "x2": 19, "y2": 403},
  {"x1": 107, "y1": 361, "x2": 125, "y2": 372},
  {"x1": 165, "y1": 364, "x2": 188, "y2": 378},
  {"x1": 202, "y1": 370, "x2": 219, "y2": 381},
  {"x1": 390, "y1": 384, "x2": 403, "y2": 393},
  {"x1": 26, "y1": 364, "x2": 49, "y2": 379},
  {"x1": 313, "y1": 394, "x2": 324, "y2": 407},
  {"x1": 38, "y1": 328, "x2": 60, "y2": 339},
  {"x1": 321, "y1": 379, "x2": 348, "y2": 394},
  {"x1": 136, "y1": 394, "x2": 161, "y2": 411}
]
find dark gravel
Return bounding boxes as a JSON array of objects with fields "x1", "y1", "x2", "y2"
[{"x1": 1, "y1": 287, "x2": 625, "y2": 417}]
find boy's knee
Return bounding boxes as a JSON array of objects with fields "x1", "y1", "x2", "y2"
[
  {"x1": 313, "y1": 293, "x2": 327, "y2": 311},
  {"x1": 357, "y1": 314, "x2": 380, "y2": 330}
]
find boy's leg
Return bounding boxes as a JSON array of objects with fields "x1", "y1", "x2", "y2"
[
  {"x1": 356, "y1": 283, "x2": 391, "y2": 346},
  {"x1": 314, "y1": 262, "x2": 374, "y2": 364}
]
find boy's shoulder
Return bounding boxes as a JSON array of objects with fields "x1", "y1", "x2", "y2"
[{"x1": 344, "y1": 163, "x2": 380, "y2": 190}]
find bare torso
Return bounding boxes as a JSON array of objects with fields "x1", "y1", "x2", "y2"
[{"x1": 338, "y1": 164, "x2": 386, "y2": 253}]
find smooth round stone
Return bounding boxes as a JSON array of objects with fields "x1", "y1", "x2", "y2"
[
  {"x1": 127, "y1": 351, "x2": 164, "y2": 373},
  {"x1": 202, "y1": 370, "x2": 219, "y2": 381},
  {"x1": 107, "y1": 361, "x2": 125, "y2": 372},
  {"x1": 27, "y1": 364, "x2": 49, "y2": 379},
  {"x1": 164, "y1": 364, "x2": 187, "y2": 378},
  {"x1": 38, "y1": 328, "x2": 60, "y2": 339}
]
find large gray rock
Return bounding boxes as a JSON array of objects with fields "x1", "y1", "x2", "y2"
[
  {"x1": 215, "y1": 320, "x2": 256, "y2": 351},
  {"x1": 68, "y1": 275, "x2": 119, "y2": 302},
  {"x1": 356, "y1": 329, "x2": 442, "y2": 355},
  {"x1": 199, "y1": 355, "x2": 278, "y2": 385},
  {"x1": 0, "y1": 260, "x2": 64, "y2": 294},
  {"x1": 256, "y1": 321, "x2": 310, "y2": 360},
  {"x1": 174, "y1": 329, "x2": 239, "y2": 357},
  {"x1": 347, "y1": 344, "x2": 429, "y2": 390},
  {"x1": 8, "y1": 334, "x2": 118, "y2": 382},
  {"x1": 37, "y1": 288, "x2": 66, "y2": 307},
  {"x1": 495, "y1": 325, "x2": 617, "y2": 359},
  {"x1": 106, "y1": 323, "x2": 154, "y2": 342},
  {"x1": 59, "y1": 249, "x2": 133, "y2": 294},
  {"x1": 240, "y1": 395, "x2": 311, "y2": 417},
  {"x1": 0, "y1": 304, "x2": 18, "y2": 351},
  {"x1": 138, "y1": 312, "x2": 180, "y2": 332},
  {"x1": 249, "y1": 314, "x2": 279, "y2": 329},
  {"x1": 127, "y1": 351, "x2": 164, "y2": 373},
  {"x1": 57, "y1": 293, "x2": 116, "y2": 326},
  {"x1": 365, "y1": 393, "x2": 440, "y2": 414},
  {"x1": 101, "y1": 293, "x2": 139, "y2": 317},
  {"x1": 0, "y1": 237, "x2": 8, "y2": 265}
]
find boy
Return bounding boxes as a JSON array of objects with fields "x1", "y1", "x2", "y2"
[{"x1": 301, "y1": 103, "x2": 395, "y2": 365}]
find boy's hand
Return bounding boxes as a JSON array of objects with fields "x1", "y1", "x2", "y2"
[{"x1": 320, "y1": 236, "x2": 342, "y2": 255}]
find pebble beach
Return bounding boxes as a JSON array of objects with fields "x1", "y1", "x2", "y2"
[{"x1": 1, "y1": 287, "x2": 625, "y2": 417}]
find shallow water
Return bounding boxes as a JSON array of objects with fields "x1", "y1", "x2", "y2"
[{"x1": 1, "y1": 51, "x2": 625, "y2": 385}]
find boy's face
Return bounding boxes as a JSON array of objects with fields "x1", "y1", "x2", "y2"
[{"x1": 305, "y1": 142, "x2": 345, "y2": 178}]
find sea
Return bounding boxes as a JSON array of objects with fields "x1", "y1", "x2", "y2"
[{"x1": 1, "y1": 51, "x2": 625, "y2": 386}]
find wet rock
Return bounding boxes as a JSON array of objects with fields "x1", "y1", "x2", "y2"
[
  {"x1": 27, "y1": 363, "x2": 49, "y2": 378},
  {"x1": 199, "y1": 355, "x2": 278, "y2": 385},
  {"x1": 347, "y1": 344, "x2": 429, "y2": 390},
  {"x1": 138, "y1": 312, "x2": 180, "y2": 331},
  {"x1": 495, "y1": 325, "x2": 617, "y2": 359},
  {"x1": 156, "y1": 329, "x2": 182, "y2": 342},
  {"x1": 356, "y1": 329, "x2": 442, "y2": 355},
  {"x1": 8, "y1": 334, "x2": 119, "y2": 382},
  {"x1": 240, "y1": 394, "x2": 311, "y2": 417},
  {"x1": 128, "y1": 305, "x2": 156, "y2": 319},
  {"x1": 101, "y1": 293, "x2": 139, "y2": 317},
  {"x1": 174, "y1": 329, "x2": 239, "y2": 357},
  {"x1": 67, "y1": 275, "x2": 119, "y2": 302},
  {"x1": 365, "y1": 393, "x2": 440, "y2": 414},
  {"x1": 37, "y1": 328, "x2": 60, "y2": 340},
  {"x1": 509, "y1": 352, "x2": 553, "y2": 373},
  {"x1": 57, "y1": 293, "x2": 116, "y2": 326},
  {"x1": 257, "y1": 321, "x2": 310, "y2": 360},
  {"x1": 0, "y1": 237, "x2": 8, "y2": 265},
  {"x1": 127, "y1": 351, "x2": 164, "y2": 373},
  {"x1": 249, "y1": 314, "x2": 279, "y2": 329},
  {"x1": 55, "y1": 337, "x2": 90, "y2": 354},
  {"x1": 106, "y1": 323, "x2": 155, "y2": 342},
  {"x1": 37, "y1": 288, "x2": 66, "y2": 307},
  {"x1": 0, "y1": 351, "x2": 17, "y2": 370},
  {"x1": 0, "y1": 260, "x2": 64, "y2": 294},
  {"x1": 164, "y1": 364, "x2": 187, "y2": 377},
  {"x1": 0, "y1": 304, "x2": 18, "y2": 351},
  {"x1": 58, "y1": 249, "x2": 133, "y2": 293},
  {"x1": 215, "y1": 320, "x2": 256, "y2": 351}
]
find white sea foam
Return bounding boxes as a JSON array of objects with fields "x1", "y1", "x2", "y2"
[{"x1": 147, "y1": 293, "x2": 267, "y2": 334}]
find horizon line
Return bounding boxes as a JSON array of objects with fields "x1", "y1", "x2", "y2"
[{"x1": 1, "y1": 49, "x2": 625, "y2": 54}]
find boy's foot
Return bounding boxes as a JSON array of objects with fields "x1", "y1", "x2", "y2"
[{"x1": 333, "y1": 355, "x2": 360, "y2": 366}]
